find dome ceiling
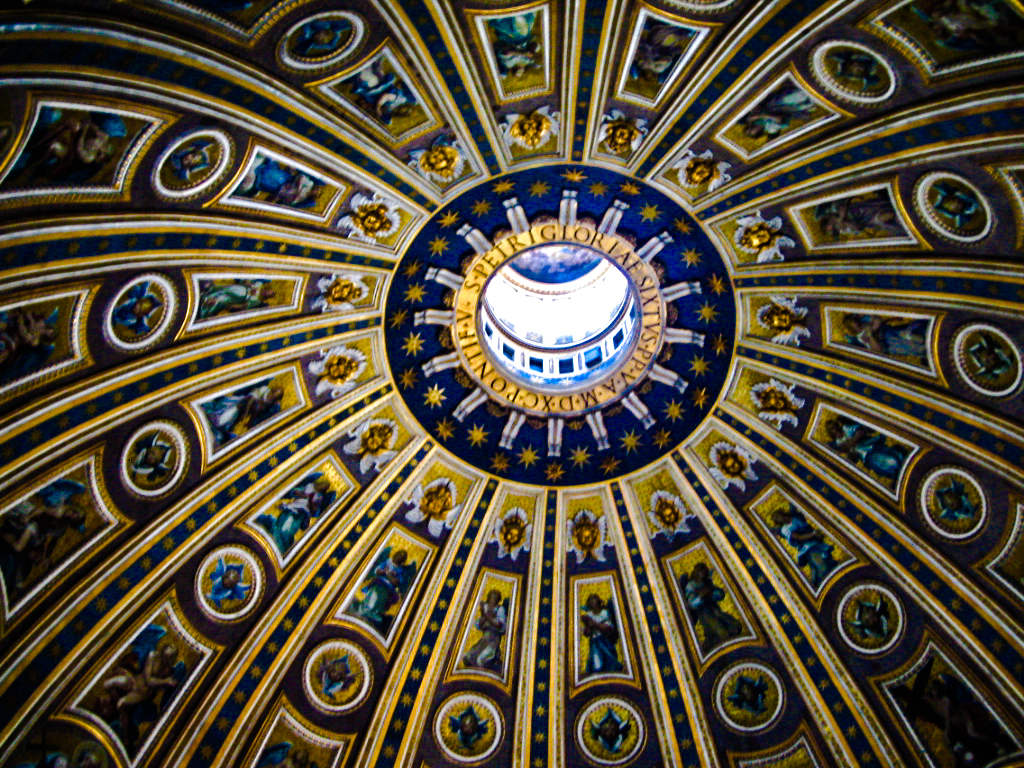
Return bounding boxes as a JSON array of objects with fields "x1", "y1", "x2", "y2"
[{"x1": 0, "y1": 1, "x2": 1023, "y2": 767}]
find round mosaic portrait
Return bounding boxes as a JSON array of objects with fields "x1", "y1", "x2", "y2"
[
  {"x1": 433, "y1": 692, "x2": 503, "y2": 764},
  {"x1": 195, "y1": 545, "x2": 264, "y2": 621},
  {"x1": 915, "y1": 172, "x2": 992, "y2": 242},
  {"x1": 811, "y1": 41, "x2": 897, "y2": 104},
  {"x1": 836, "y1": 583, "x2": 904, "y2": 655},
  {"x1": 302, "y1": 639, "x2": 373, "y2": 714},
  {"x1": 278, "y1": 12, "x2": 364, "y2": 71},
  {"x1": 120, "y1": 420, "x2": 189, "y2": 498},
  {"x1": 104, "y1": 274, "x2": 176, "y2": 351},
  {"x1": 953, "y1": 322, "x2": 1023, "y2": 397},
  {"x1": 919, "y1": 466, "x2": 987, "y2": 540},
  {"x1": 153, "y1": 129, "x2": 233, "y2": 200},
  {"x1": 575, "y1": 696, "x2": 645, "y2": 766},
  {"x1": 714, "y1": 662, "x2": 784, "y2": 733}
]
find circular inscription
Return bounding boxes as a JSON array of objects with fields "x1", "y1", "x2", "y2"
[
  {"x1": 714, "y1": 662, "x2": 784, "y2": 732},
  {"x1": 120, "y1": 420, "x2": 189, "y2": 498},
  {"x1": 811, "y1": 41, "x2": 897, "y2": 104},
  {"x1": 195, "y1": 545, "x2": 264, "y2": 621},
  {"x1": 915, "y1": 172, "x2": 992, "y2": 242},
  {"x1": 953, "y1": 322, "x2": 1022, "y2": 397},
  {"x1": 919, "y1": 466, "x2": 987, "y2": 540},
  {"x1": 105, "y1": 274, "x2": 177, "y2": 352},
  {"x1": 303, "y1": 639, "x2": 373, "y2": 713},
  {"x1": 837, "y1": 583, "x2": 904, "y2": 655},
  {"x1": 434, "y1": 692, "x2": 503, "y2": 764}
]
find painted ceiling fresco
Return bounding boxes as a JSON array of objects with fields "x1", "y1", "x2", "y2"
[{"x1": 0, "y1": 0, "x2": 1023, "y2": 767}]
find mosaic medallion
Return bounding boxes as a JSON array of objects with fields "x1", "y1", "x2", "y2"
[
  {"x1": 714, "y1": 662, "x2": 784, "y2": 732},
  {"x1": 195, "y1": 545, "x2": 263, "y2": 621},
  {"x1": 915, "y1": 172, "x2": 992, "y2": 242},
  {"x1": 278, "y1": 12, "x2": 364, "y2": 71},
  {"x1": 837, "y1": 583, "x2": 904, "y2": 655},
  {"x1": 575, "y1": 696, "x2": 645, "y2": 766},
  {"x1": 302, "y1": 639, "x2": 373, "y2": 714},
  {"x1": 434, "y1": 692, "x2": 503, "y2": 764},
  {"x1": 811, "y1": 41, "x2": 896, "y2": 104},
  {"x1": 919, "y1": 466, "x2": 987, "y2": 539},
  {"x1": 104, "y1": 274, "x2": 176, "y2": 351},
  {"x1": 384, "y1": 164, "x2": 735, "y2": 485},
  {"x1": 120, "y1": 420, "x2": 189, "y2": 498},
  {"x1": 953, "y1": 322, "x2": 1022, "y2": 397},
  {"x1": 153, "y1": 129, "x2": 233, "y2": 200}
]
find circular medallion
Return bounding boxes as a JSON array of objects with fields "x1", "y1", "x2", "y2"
[
  {"x1": 919, "y1": 466, "x2": 987, "y2": 539},
  {"x1": 104, "y1": 274, "x2": 177, "y2": 351},
  {"x1": 915, "y1": 172, "x2": 992, "y2": 242},
  {"x1": 153, "y1": 129, "x2": 233, "y2": 200},
  {"x1": 195, "y1": 545, "x2": 264, "y2": 621},
  {"x1": 953, "y1": 323, "x2": 1022, "y2": 397},
  {"x1": 120, "y1": 420, "x2": 189, "y2": 498},
  {"x1": 575, "y1": 696, "x2": 646, "y2": 766},
  {"x1": 384, "y1": 165, "x2": 735, "y2": 486},
  {"x1": 714, "y1": 662, "x2": 784, "y2": 732},
  {"x1": 434, "y1": 692, "x2": 503, "y2": 765},
  {"x1": 811, "y1": 41, "x2": 897, "y2": 104},
  {"x1": 837, "y1": 583, "x2": 904, "y2": 655},
  {"x1": 278, "y1": 12, "x2": 364, "y2": 71},
  {"x1": 302, "y1": 639, "x2": 373, "y2": 714}
]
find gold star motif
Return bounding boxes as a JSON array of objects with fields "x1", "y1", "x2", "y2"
[
  {"x1": 529, "y1": 180, "x2": 550, "y2": 197},
  {"x1": 570, "y1": 446, "x2": 591, "y2": 467},
  {"x1": 693, "y1": 386, "x2": 709, "y2": 409},
  {"x1": 561, "y1": 168, "x2": 586, "y2": 182},
  {"x1": 665, "y1": 399, "x2": 684, "y2": 422},
  {"x1": 493, "y1": 179, "x2": 515, "y2": 193},
  {"x1": 389, "y1": 308, "x2": 409, "y2": 328},
  {"x1": 545, "y1": 463, "x2": 565, "y2": 481},
  {"x1": 653, "y1": 429, "x2": 672, "y2": 449},
  {"x1": 588, "y1": 181, "x2": 608, "y2": 196},
  {"x1": 471, "y1": 199, "x2": 492, "y2": 216},
  {"x1": 438, "y1": 210, "x2": 459, "y2": 228},
  {"x1": 708, "y1": 274, "x2": 727, "y2": 295},
  {"x1": 467, "y1": 423, "x2": 489, "y2": 447},
  {"x1": 491, "y1": 453, "x2": 510, "y2": 472},
  {"x1": 620, "y1": 182, "x2": 641, "y2": 195},
  {"x1": 600, "y1": 456, "x2": 621, "y2": 476},
  {"x1": 402, "y1": 332, "x2": 424, "y2": 356},
  {"x1": 712, "y1": 334, "x2": 727, "y2": 356},
  {"x1": 620, "y1": 429, "x2": 641, "y2": 453},
  {"x1": 403, "y1": 283, "x2": 425, "y2": 303},
  {"x1": 428, "y1": 236, "x2": 449, "y2": 256},
  {"x1": 690, "y1": 355, "x2": 709, "y2": 376},
  {"x1": 640, "y1": 203, "x2": 661, "y2": 222},
  {"x1": 673, "y1": 217, "x2": 693, "y2": 235},
  {"x1": 436, "y1": 418, "x2": 455, "y2": 441},
  {"x1": 682, "y1": 249, "x2": 701, "y2": 267},
  {"x1": 424, "y1": 384, "x2": 446, "y2": 408},
  {"x1": 399, "y1": 368, "x2": 418, "y2": 389},
  {"x1": 517, "y1": 444, "x2": 539, "y2": 467},
  {"x1": 403, "y1": 260, "x2": 422, "y2": 278},
  {"x1": 697, "y1": 300, "x2": 719, "y2": 324}
]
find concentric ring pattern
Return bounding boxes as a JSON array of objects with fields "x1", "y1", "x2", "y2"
[{"x1": 0, "y1": 2, "x2": 1022, "y2": 768}]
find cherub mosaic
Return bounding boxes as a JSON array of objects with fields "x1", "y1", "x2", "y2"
[
  {"x1": 311, "y1": 272, "x2": 378, "y2": 314},
  {"x1": 185, "y1": 273, "x2": 304, "y2": 334},
  {"x1": 489, "y1": 504, "x2": 533, "y2": 560},
  {"x1": 195, "y1": 545, "x2": 263, "y2": 621},
  {"x1": 105, "y1": 275, "x2": 176, "y2": 352},
  {"x1": 837, "y1": 583, "x2": 903, "y2": 654},
  {"x1": 152, "y1": 129, "x2": 232, "y2": 200},
  {"x1": 915, "y1": 172, "x2": 992, "y2": 242},
  {"x1": 408, "y1": 135, "x2": 468, "y2": 188},
  {"x1": 823, "y1": 305, "x2": 938, "y2": 378},
  {"x1": 336, "y1": 192, "x2": 406, "y2": 246},
  {"x1": 501, "y1": 106, "x2": 560, "y2": 156},
  {"x1": 567, "y1": 507, "x2": 611, "y2": 564},
  {"x1": 278, "y1": 12, "x2": 363, "y2": 71},
  {"x1": 119, "y1": 420, "x2": 189, "y2": 498},
  {"x1": 733, "y1": 371, "x2": 805, "y2": 429},
  {"x1": 790, "y1": 183, "x2": 919, "y2": 251},
  {"x1": 471, "y1": 5, "x2": 552, "y2": 102},
  {"x1": 750, "y1": 296, "x2": 811, "y2": 346},
  {"x1": 617, "y1": 8, "x2": 708, "y2": 108},
  {"x1": 669, "y1": 148, "x2": 732, "y2": 199},
  {"x1": 434, "y1": 693, "x2": 503, "y2": 764},
  {"x1": 449, "y1": 569, "x2": 519, "y2": 690},
  {"x1": 571, "y1": 573, "x2": 636, "y2": 693},
  {"x1": 811, "y1": 41, "x2": 897, "y2": 104},
  {"x1": 575, "y1": 697, "x2": 645, "y2": 766},
  {"x1": 303, "y1": 639, "x2": 372, "y2": 714},
  {"x1": 919, "y1": 467, "x2": 987, "y2": 539},
  {"x1": 343, "y1": 412, "x2": 404, "y2": 476},
  {"x1": 405, "y1": 476, "x2": 464, "y2": 539},
  {"x1": 714, "y1": 662, "x2": 784, "y2": 732},
  {"x1": 952, "y1": 322, "x2": 1022, "y2": 397},
  {"x1": 248, "y1": 701, "x2": 349, "y2": 768},
  {"x1": 722, "y1": 212, "x2": 795, "y2": 264},
  {"x1": 597, "y1": 110, "x2": 647, "y2": 160}
]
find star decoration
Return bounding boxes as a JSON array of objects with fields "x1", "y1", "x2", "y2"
[
  {"x1": 424, "y1": 384, "x2": 446, "y2": 408},
  {"x1": 436, "y1": 418, "x2": 455, "y2": 441},
  {"x1": 517, "y1": 444, "x2": 539, "y2": 467},
  {"x1": 689, "y1": 355, "x2": 709, "y2": 376},
  {"x1": 653, "y1": 429, "x2": 672, "y2": 449},
  {"x1": 399, "y1": 368, "x2": 419, "y2": 389},
  {"x1": 640, "y1": 203, "x2": 661, "y2": 222},
  {"x1": 620, "y1": 430, "x2": 641, "y2": 453},
  {"x1": 438, "y1": 210, "x2": 459, "y2": 228},
  {"x1": 588, "y1": 181, "x2": 608, "y2": 196},
  {"x1": 467, "y1": 423, "x2": 489, "y2": 447},
  {"x1": 491, "y1": 453, "x2": 510, "y2": 472},
  {"x1": 493, "y1": 179, "x2": 515, "y2": 193},
  {"x1": 673, "y1": 217, "x2": 692, "y2": 235},
  {"x1": 561, "y1": 168, "x2": 586, "y2": 182},
  {"x1": 570, "y1": 446, "x2": 591, "y2": 467},
  {"x1": 545, "y1": 463, "x2": 565, "y2": 481},
  {"x1": 664, "y1": 399, "x2": 684, "y2": 422},
  {"x1": 697, "y1": 301, "x2": 719, "y2": 324},
  {"x1": 708, "y1": 274, "x2": 727, "y2": 295},
  {"x1": 693, "y1": 386, "x2": 709, "y2": 409},
  {"x1": 403, "y1": 260, "x2": 422, "y2": 278},
  {"x1": 682, "y1": 249, "x2": 701, "y2": 267},
  {"x1": 472, "y1": 199, "x2": 492, "y2": 216},
  {"x1": 402, "y1": 332, "x2": 424, "y2": 356},
  {"x1": 620, "y1": 182, "x2": 641, "y2": 195},
  {"x1": 428, "y1": 236, "x2": 449, "y2": 256},
  {"x1": 712, "y1": 334, "x2": 728, "y2": 356},
  {"x1": 529, "y1": 180, "x2": 550, "y2": 197},
  {"x1": 389, "y1": 308, "x2": 409, "y2": 328},
  {"x1": 403, "y1": 283, "x2": 425, "y2": 303},
  {"x1": 600, "y1": 456, "x2": 621, "y2": 476}
]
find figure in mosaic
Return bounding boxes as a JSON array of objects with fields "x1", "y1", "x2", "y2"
[
  {"x1": 112, "y1": 281, "x2": 164, "y2": 337},
  {"x1": 629, "y1": 21, "x2": 695, "y2": 84},
  {"x1": 0, "y1": 306, "x2": 58, "y2": 384},
  {"x1": 849, "y1": 593, "x2": 892, "y2": 641},
  {"x1": 967, "y1": 330, "x2": 1014, "y2": 381},
  {"x1": 201, "y1": 380, "x2": 284, "y2": 447},
  {"x1": 316, "y1": 654, "x2": 356, "y2": 701},
  {"x1": 911, "y1": 0, "x2": 1024, "y2": 54},
  {"x1": 462, "y1": 589, "x2": 507, "y2": 670},
  {"x1": 769, "y1": 504, "x2": 836, "y2": 588},
  {"x1": 841, "y1": 314, "x2": 929, "y2": 363},
  {"x1": 256, "y1": 473, "x2": 337, "y2": 557},
  {"x1": 823, "y1": 416, "x2": 910, "y2": 484},
  {"x1": 813, "y1": 192, "x2": 903, "y2": 239},
  {"x1": 680, "y1": 562, "x2": 743, "y2": 652},
  {"x1": 15, "y1": 742, "x2": 106, "y2": 768},
  {"x1": 347, "y1": 546, "x2": 417, "y2": 633},
  {"x1": 738, "y1": 82, "x2": 816, "y2": 140},
  {"x1": 258, "y1": 742, "x2": 317, "y2": 768},
  {"x1": 934, "y1": 476, "x2": 978, "y2": 523},
  {"x1": 487, "y1": 13, "x2": 541, "y2": 79},
  {"x1": 206, "y1": 558, "x2": 251, "y2": 608},
  {"x1": 342, "y1": 59, "x2": 417, "y2": 125},
  {"x1": 290, "y1": 17, "x2": 353, "y2": 58},
  {"x1": 197, "y1": 278, "x2": 276, "y2": 319},
  {"x1": 580, "y1": 593, "x2": 623, "y2": 675},
  {"x1": 727, "y1": 674, "x2": 769, "y2": 714},
  {"x1": 236, "y1": 158, "x2": 323, "y2": 210},
  {"x1": 448, "y1": 705, "x2": 489, "y2": 749},
  {"x1": 589, "y1": 707, "x2": 631, "y2": 754},
  {"x1": 168, "y1": 139, "x2": 216, "y2": 182}
]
